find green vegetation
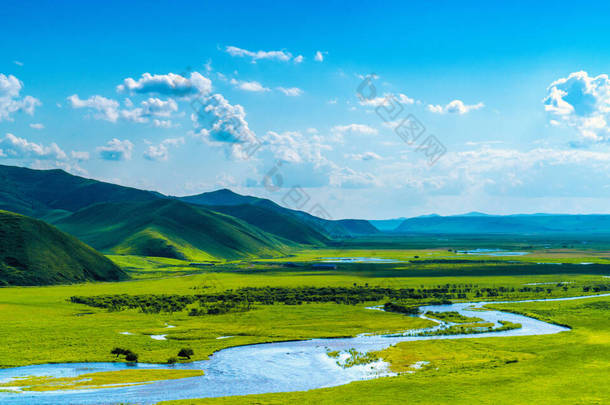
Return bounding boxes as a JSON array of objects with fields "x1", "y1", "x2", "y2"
[
  {"x1": 383, "y1": 302, "x2": 421, "y2": 315},
  {"x1": 334, "y1": 348, "x2": 380, "y2": 368},
  {"x1": 0, "y1": 210, "x2": 125, "y2": 285},
  {"x1": 162, "y1": 295, "x2": 610, "y2": 404},
  {"x1": 0, "y1": 369, "x2": 203, "y2": 392},
  {"x1": 425, "y1": 311, "x2": 483, "y2": 323},
  {"x1": 55, "y1": 199, "x2": 290, "y2": 261},
  {"x1": 110, "y1": 347, "x2": 139, "y2": 362},
  {"x1": 178, "y1": 348, "x2": 194, "y2": 359},
  {"x1": 0, "y1": 163, "x2": 158, "y2": 218}
]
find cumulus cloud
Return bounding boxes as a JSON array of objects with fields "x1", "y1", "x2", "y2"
[
  {"x1": 224, "y1": 46, "x2": 296, "y2": 63},
  {"x1": 191, "y1": 93, "x2": 260, "y2": 159},
  {"x1": 0, "y1": 133, "x2": 67, "y2": 160},
  {"x1": 29, "y1": 123, "x2": 44, "y2": 130},
  {"x1": 0, "y1": 74, "x2": 41, "y2": 121},
  {"x1": 277, "y1": 87, "x2": 303, "y2": 96},
  {"x1": 543, "y1": 71, "x2": 610, "y2": 141},
  {"x1": 68, "y1": 94, "x2": 120, "y2": 122},
  {"x1": 230, "y1": 78, "x2": 270, "y2": 92},
  {"x1": 314, "y1": 51, "x2": 325, "y2": 62},
  {"x1": 262, "y1": 130, "x2": 331, "y2": 165},
  {"x1": 96, "y1": 138, "x2": 133, "y2": 161},
  {"x1": 69, "y1": 94, "x2": 178, "y2": 126},
  {"x1": 117, "y1": 72, "x2": 211, "y2": 96},
  {"x1": 427, "y1": 99, "x2": 484, "y2": 114},
  {"x1": 143, "y1": 137, "x2": 184, "y2": 161}
]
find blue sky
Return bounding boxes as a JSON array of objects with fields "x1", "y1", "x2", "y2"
[{"x1": 3, "y1": 0, "x2": 610, "y2": 219}]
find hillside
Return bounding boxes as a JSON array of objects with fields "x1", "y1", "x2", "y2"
[
  {"x1": 55, "y1": 199, "x2": 290, "y2": 261},
  {"x1": 0, "y1": 164, "x2": 159, "y2": 218},
  {"x1": 208, "y1": 204, "x2": 329, "y2": 246},
  {"x1": 0, "y1": 210, "x2": 126, "y2": 286},
  {"x1": 395, "y1": 214, "x2": 610, "y2": 235},
  {"x1": 177, "y1": 189, "x2": 378, "y2": 237}
]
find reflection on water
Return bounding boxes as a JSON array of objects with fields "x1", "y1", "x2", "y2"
[
  {"x1": 456, "y1": 249, "x2": 529, "y2": 256},
  {"x1": 320, "y1": 257, "x2": 402, "y2": 263}
]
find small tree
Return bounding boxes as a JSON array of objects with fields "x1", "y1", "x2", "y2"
[
  {"x1": 167, "y1": 357, "x2": 178, "y2": 365},
  {"x1": 125, "y1": 352, "x2": 138, "y2": 362},
  {"x1": 178, "y1": 348, "x2": 194, "y2": 359},
  {"x1": 111, "y1": 347, "x2": 125, "y2": 358}
]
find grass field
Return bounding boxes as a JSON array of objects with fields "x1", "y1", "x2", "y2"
[
  {"x1": 1, "y1": 247, "x2": 609, "y2": 403},
  {"x1": 162, "y1": 294, "x2": 610, "y2": 405}
]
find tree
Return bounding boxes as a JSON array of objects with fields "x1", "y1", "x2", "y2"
[
  {"x1": 178, "y1": 348, "x2": 194, "y2": 359},
  {"x1": 125, "y1": 352, "x2": 138, "y2": 362},
  {"x1": 111, "y1": 347, "x2": 126, "y2": 358},
  {"x1": 167, "y1": 357, "x2": 178, "y2": 364}
]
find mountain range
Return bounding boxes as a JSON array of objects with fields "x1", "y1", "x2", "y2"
[{"x1": 2, "y1": 162, "x2": 610, "y2": 272}]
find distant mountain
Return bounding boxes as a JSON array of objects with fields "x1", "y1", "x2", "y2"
[
  {"x1": 176, "y1": 189, "x2": 379, "y2": 237},
  {"x1": 369, "y1": 218, "x2": 407, "y2": 232},
  {"x1": 55, "y1": 199, "x2": 290, "y2": 260},
  {"x1": 0, "y1": 164, "x2": 159, "y2": 219},
  {"x1": 395, "y1": 214, "x2": 610, "y2": 235},
  {"x1": 0, "y1": 210, "x2": 125, "y2": 286}
]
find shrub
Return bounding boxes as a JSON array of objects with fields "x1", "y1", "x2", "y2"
[
  {"x1": 178, "y1": 348, "x2": 194, "y2": 359},
  {"x1": 167, "y1": 357, "x2": 178, "y2": 364},
  {"x1": 111, "y1": 347, "x2": 128, "y2": 358},
  {"x1": 125, "y1": 352, "x2": 138, "y2": 362}
]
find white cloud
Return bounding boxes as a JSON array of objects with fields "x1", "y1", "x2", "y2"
[
  {"x1": 69, "y1": 94, "x2": 178, "y2": 126},
  {"x1": 359, "y1": 93, "x2": 415, "y2": 107},
  {"x1": 0, "y1": 133, "x2": 66, "y2": 160},
  {"x1": 68, "y1": 94, "x2": 120, "y2": 122},
  {"x1": 230, "y1": 78, "x2": 270, "y2": 92},
  {"x1": 96, "y1": 138, "x2": 133, "y2": 161},
  {"x1": 29, "y1": 123, "x2": 44, "y2": 130},
  {"x1": 427, "y1": 99, "x2": 484, "y2": 114},
  {"x1": 117, "y1": 72, "x2": 211, "y2": 96},
  {"x1": 191, "y1": 93, "x2": 259, "y2": 159},
  {"x1": 332, "y1": 124, "x2": 378, "y2": 136},
  {"x1": 71, "y1": 151, "x2": 90, "y2": 161},
  {"x1": 543, "y1": 71, "x2": 610, "y2": 141},
  {"x1": 294, "y1": 55, "x2": 304, "y2": 64},
  {"x1": 0, "y1": 74, "x2": 41, "y2": 121},
  {"x1": 13, "y1": 61, "x2": 23, "y2": 67},
  {"x1": 346, "y1": 151, "x2": 382, "y2": 161},
  {"x1": 153, "y1": 119, "x2": 172, "y2": 128},
  {"x1": 262, "y1": 130, "x2": 331, "y2": 165},
  {"x1": 277, "y1": 87, "x2": 303, "y2": 96},
  {"x1": 314, "y1": 51, "x2": 325, "y2": 62},
  {"x1": 143, "y1": 137, "x2": 185, "y2": 161},
  {"x1": 330, "y1": 167, "x2": 378, "y2": 188},
  {"x1": 224, "y1": 46, "x2": 295, "y2": 63}
]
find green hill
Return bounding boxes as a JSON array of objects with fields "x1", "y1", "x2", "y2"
[
  {"x1": 0, "y1": 164, "x2": 159, "y2": 218},
  {"x1": 177, "y1": 189, "x2": 378, "y2": 238},
  {"x1": 207, "y1": 204, "x2": 329, "y2": 246},
  {"x1": 54, "y1": 199, "x2": 290, "y2": 261},
  {"x1": 0, "y1": 210, "x2": 126, "y2": 286}
]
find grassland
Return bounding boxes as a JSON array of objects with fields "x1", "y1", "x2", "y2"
[
  {"x1": 0, "y1": 369, "x2": 203, "y2": 392},
  {"x1": 162, "y1": 294, "x2": 610, "y2": 405},
  {"x1": 1, "y1": 246, "x2": 609, "y2": 403}
]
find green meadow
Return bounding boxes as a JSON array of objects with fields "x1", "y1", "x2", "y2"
[{"x1": 1, "y1": 246, "x2": 609, "y2": 403}]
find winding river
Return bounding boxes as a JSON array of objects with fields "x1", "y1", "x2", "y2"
[{"x1": 1, "y1": 293, "x2": 608, "y2": 405}]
